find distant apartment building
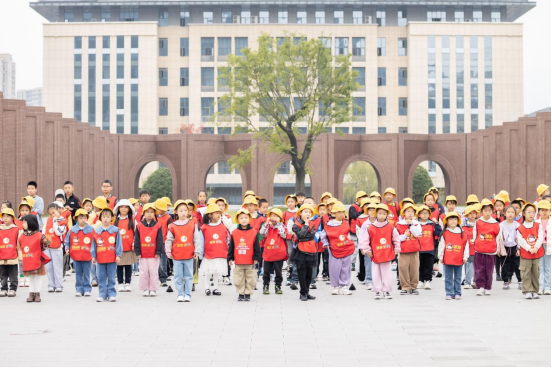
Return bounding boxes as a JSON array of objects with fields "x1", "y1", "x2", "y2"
[
  {"x1": 0, "y1": 54, "x2": 16, "y2": 99},
  {"x1": 17, "y1": 87, "x2": 43, "y2": 107}
]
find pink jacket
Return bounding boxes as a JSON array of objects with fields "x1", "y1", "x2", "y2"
[{"x1": 361, "y1": 220, "x2": 400, "y2": 254}]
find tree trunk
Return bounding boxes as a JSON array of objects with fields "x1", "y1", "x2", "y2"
[{"x1": 294, "y1": 163, "x2": 307, "y2": 194}]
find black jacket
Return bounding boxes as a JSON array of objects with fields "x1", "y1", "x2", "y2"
[{"x1": 227, "y1": 224, "x2": 261, "y2": 263}]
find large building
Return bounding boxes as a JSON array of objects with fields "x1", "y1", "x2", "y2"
[
  {"x1": 17, "y1": 87, "x2": 43, "y2": 107},
  {"x1": 0, "y1": 54, "x2": 16, "y2": 99}
]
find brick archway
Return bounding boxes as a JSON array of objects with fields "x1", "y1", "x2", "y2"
[
  {"x1": 128, "y1": 154, "x2": 179, "y2": 201},
  {"x1": 336, "y1": 154, "x2": 386, "y2": 200},
  {"x1": 201, "y1": 154, "x2": 248, "y2": 204},
  {"x1": 406, "y1": 153, "x2": 456, "y2": 200}
]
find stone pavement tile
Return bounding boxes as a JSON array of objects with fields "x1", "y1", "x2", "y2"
[
  {"x1": 247, "y1": 358, "x2": 287, "y2": 367},
  {"x1": 431, "y1": 355, "x2": 471, "y2": 361}
]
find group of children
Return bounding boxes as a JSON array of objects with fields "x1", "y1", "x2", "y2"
[{"x1": 0, "y1": 180, "x2": 550, "y2": 303}]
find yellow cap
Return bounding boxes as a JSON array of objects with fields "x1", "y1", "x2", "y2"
[
  {"x1": 154, "y1": 198, "x2": 169, "y2": 212},
  {"x1": 383, "y1": 187, "x2": 397, "y2": 196},
  {"x1": 235, "y1": 208, "x2": 252, "y2": 223},
  {"x1": 400, "y1": 203, "x2": 417, "y2": 217},
  {"x1": 243, "y1": 196, "x2": 259, "y2": 206},
  {"x1": 92, "y1": 196, "x2": 108, "y2": 210},
  {"x1": 173, "y1": 200, "x2": 187, "y2": 212},
  {"x1": 355, "y1": 191, "x2": 367, "y2": 201},
  {"x1": 243, "y1": 190, "x2": 261, "y2": 200},
  {"x1": 73, "y1": 208, "x2": 90, "y2": 220},
  {"x1": 315, "y1": 203, "x2": 326, "y2": 214},
  {"x1": 98, "y1": 207, "x2": 115, "y2": 223},
  {"x1": 464, "y1": 205, "x2": 479, "y2": 216},
  {"x1": 480, "y1": 198, "x2": 494, "y2": 210},
  {"x1": 423, "y1": 192, "x2": 436, "y2": 203},
  {"x1": 443, "y1": 212, "x2": 462, "y2": 227},
  {"x1": 142, "y1": 203, "x2": 158, "y2": 216},
  {"x1": 494, "y1": 192, "x2": 509, "y2": 205},
  {"x1": 366, "y1": 202, "x2": 378, "y2": 211},
  {"x1": 375, "y1": 203, "x2": 390, "y2": 214},
  {"x1": 360, "y1": 197, "x2": 372, "y2": 208},
  {"x1": 161, "y1": 197, "x2": 172, "y2": 207},
  {"x1": 538, "y1": 200, "x2": 551, "y2": 210},
  {"x1": 183, "y1": 199, "x2": 197, "y2": 212},
  {"x1": 207, "y1": 197, "x2": 217, "y2": 205},
  {"x1": 267, "y1": 208, "x2": 283, "y2": 219},
  {"x1": 445, "y1": 195, "x2": 458, "y2": 204},
  {"x1": 284, "y1": 194, "x2": 298, "y2": 204},
  {"x1": 428, "y1": 187, "x2": 439, "y2": 193},
  {"x1": 465, "y1": 194, "x2": 479, "y2": 205},
  {"x1": 1, "y1": 208, "x2": 16, "y2": 218},
  {"x1": 537, "y1": 184, "x2": 550, "y2": 197},
  {"x1": 128, "y1": 198, "x2": 139, "y2": 205},
  {"x1": 298, "y1": 204, "x2": 317, "y2": 216},
  {"x1": 320, "y1": 192, "x2": 332, "y2": 202},
  {"x1": 216, "y1": 197, "x2": 229, "y2": 212},
  {"x1": 21, "y1": 196, "x2": 35, "y2": 208},
  {"x1": 326, "y1": 197, "x2": 338, "y2": 206},
  {"x1": 205, "y1": 203, "x2": 222, "y2": 215},
  {"x1": 369, "y1": 191, "x2": 382, "y2": 199},
  {"x1": 400, "y1": 197, "x2": 415, "y2": 209},
  {"x1": 416, "y1": 205, "x2": 431, "y2": 216},
  {"x1": 522, "y1": 203, "x2": 537, "y2": 213},
  {"x1": 330, "y1": 202, "x2": 346, "y2": 214},
  {"x1": 18, "y1": 200, "x2": 33, "y2": 213}
]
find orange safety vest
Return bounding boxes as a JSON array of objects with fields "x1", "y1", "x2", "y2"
[
  {"x1": 419, "y1": 222, "x2": 435, "y2": 252},
  {"x1": 169, "y1": 221, "x2": 196, "y2": 260},
  {"x1": 325, "y1": 220, "x2": 355, "y2": 259},
  {"x1": 137, "y1": 222, "x2": 160, "y2": 258},
  {"x1": 0, "y1": 227, "x2": 19, "y2": 260},
  {"x1": 368, "y1": 223, "x2": 395, "y2": 264},
  {"x1": 462, "y1": 224, "x2": 475, "y2": 256},
  {"x1": 20, "y1": 232, "x2": 44, "y2": 272},
  {"x1": 396, "y1": 223, "x2": 420, "y2": 253},
  {"x1": 232, "y1": 228, "x2": 257, "y2": 265},
  {"x1": 518, "y1": 222, "x2": 544, "y2": 260},
  {"x1": 262, "y1": 225, "x2": 287, "y2": 262},
  {"x1": 442, "y1": 229, "x2": 466, "y2": 266},
  {"x1": 93, "y1": 229, "x2": 118, "y2": 264},
  {"x1": 157, "y1": 214, "x2": 171, "y2": 243},
  {"x1": 474, "y1": 219, "x2": 500, "y2": 254},
  {"x1": 349, "y1": 203, "x2": 361, "y2": 234},
  {"x1": 68, "y1": 229, "x2": 93, "y2": 262},
  {"x1": 117, "y1": 218, "x2": 135, "y2": 252},
  {"x1": 201, "y1": 222, "x2": 228, "y2": 259},
  {"x1": 44, "y1": 217, "x2": 65, "y2": 249},
  {"x1": 293, "y1": 219, "x2": 318, "y2": 255}
]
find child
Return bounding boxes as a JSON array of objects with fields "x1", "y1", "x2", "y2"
[
  {"x1": 537, "y1": 200, "x2": 551, "y2": 295},
  {"x1": 228, "y1": 209, "x2": 261, "y2": 301},
  {"x1": 511, "y1": 198, "x2": 526, "y2": 223},
  {"x1": 301, "y1": 197, "x2": 321, "y2": 290},
  {"x1": 16, "y1": 198, "x2": 33, "y2": 287},
  {"x1": 166, "y1": 200, "x2": 204, "y2": 302},
  {"x1": 417, "y1": 205, "x2": 441, "y2": 290},
  {"x1": 82, "y1": 198, "x2": 93, "y2": 214},
  {"x1": 423, "y1": 192, "x2": 442, "y2": 277},
  {"x1": 472, "y1": 199, "x2": 505, "y2": 296},
  {"x1": 197, "y1": 190, "x2": 207, "y2": 210},
  {"x1": 399, "y1": 198, "x2": 415, "y2": 221},
  {"x1": 461, "y1": 205, "x2": 479, "y2": 289},
  {"x1": 43, "y1": 203, "x2": 68, "y2": 292},
  {"x1": 396, "y1": 203, "x2": 422, "y2": 295},
  {"x1": 440, "y1": 195, "x2": 458, "y2": 226},
  {"x1": 128, "y1": 198, "x2": 140, "y2": 219},
  {"x1": 154, "y1": 198, "x2": 173, "y2": 287},
  {"x1": 369, "y1": 191, "x2": 382, "y2": 203},
  {"x1": 291, "y1": 204, "x2": 318, "y2": 301},
  {"x1": 200, "y1": 203, "x2": 228, "y2": 296},
  {"x1": 0, "y1": 208, "x2": 22, "y2": 297},
  {"x1": 55, "y1": 195, "x2": 73, "y2": 277},
  {"x1": 296, "y1": 191, "x2": 306, "y2": 207},
  {"x1": 243, "y1": 196, "x2": 264, "y2": 233},
  {"x1": 535, "y1": 184, "x2": 550, "y2": 204},
  {"x1": 438, "y1": 212, "x2": 469, "y2": 300},
  {"x1": 134, "y1": 203, "x2": 163, "y2": 297},
  {"x1": 20, "y1": 215, "x2": 51, "y2": 302},
  {"x1": 216, "y1": 197, "x2": 234, "y2": 232},
  {"x1": 500, "y1": 206, "x2": 521, "y2": 290},
  {"x1": 320, "y1": 192, "x2": 332, "y2": 204},
  {"x1": 89, "y1": 196, "x2": 107, "y2": 227},
  {"x1": 315, "y1": 203, "x2": 329, "y2": 282},
  {"x1": 383, "y1": 188, "x2": 401, "y2": 227},
  {"x1": 64, "y1": 209, "x2": 94, "y2": 297},
  {"x1": 101, "y1": 180, "x2": 117, "y2": 210},
  {"x1": 361, "y1": 204, "x2": 400, "y2": 300},
  {"x1": 91, "y1": 207, "x2": 122, "y2": 302},
  {"x1": 358, "y1": 200, "x2": 378, "y2": 290},
  {"x1": 466, "y1": 194, "x2": 480, "y2": 207},
  {"x1": 348, "y1": 191, "x2": 367, "y2": 273},
  {"x1": 258, "y1": 199, "x2": 269, "y2": 217},
  {"x1": 113, "y1": 200, "x2": 138, "y2": 291},
  {"x1": 26, "y1": 181, "x2": 45, "y2": 230},
  {"x1": 135, "y1": 190, "x2": 150, "y2": 222},
  {"x1": 321, "y1": 202, "x2": 355, "y2": 296},
  {"x1": 260, "y1": 208, "x2": 287, "y2": 294},
  {"x1": 283, "y1": 194, "x2": 298, "y2": 286},
  {"x1": 517, "y1": 203, "x2": 545, "y2": 299}
]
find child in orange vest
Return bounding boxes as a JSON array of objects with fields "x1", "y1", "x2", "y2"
[
  {"x1": 416, "y1": 205, "x2": 441, "y2": 290},
  {"x1": 20, "y1": 214, "x2": 51, "y2": 302},
  {"x1": 91, "y1": 207, "x2": 122, "y2": 302},
  {"x1": 134, "y1": 204, "x2": 163, "y2": 297},
  {"x1": 537, "y1": 200, "x2": 550, "y2": 295},
  {"x1": 154, "y1": 199, "x2": 173, "y2": 287},
  {"x1": 43, "y1": 203, "x2": 68, "y2": 293},
  {"x1": 348, "y1": 191, "x2": 367, "y2": 273},
  {"x1": 101, "y1": 180, "x2": 117, "y2": 210},
  {"x1": 166, "y1": 201, "x2": 203, "y2": 302},
  {"x1": 396, "y1": 203, "x2": 422, "y2": 295},
  {"x1": 383, "y1": 188, "x2": 401, "y2": 227},
  {"x1": 291, "y1": 204, "x2": 318, "y2": 301},
  {"x1": 499, "y1": 206, "x2": 521, "y2": 290},
  {"x1": 361, "y1": 204, "x2": 400, "y2": 300},
  {"x1": 358, "y1": 200, "x2": 378, "y2": 290},
  {"x1": 114, "y1": 200, "x2": 138, "y2": 292},
  {"x1": 0, "y1": 208, "x2": 22, "y2": 297},
  {"x1": 64, "y1": 208, "x2": 94, "y2": 297},
  {"x1": 260, "y1": 208, "x2": 287, "y2": 295},
  {"x1": 184, "y1": 199, "x2": 201, "y2": 289},
  {"x1": 461, "y1": 205, "x2": 478, "y2": 289},
  {"x1": 517, "y1": 203, "x2": 544, "y2": 299},
  {"x1": 82, "y1": 198, "x2": 93, "y2": 214},
  {"x1": 438, "y1": 212, "x2": 469, "y2": 300},
  {"x1": 55, "y1": 195, "x2": 73, "y2": 278},
  {"x1": 200, "y1": 204, "x2": 229, "y2": 297},
  {"x1": 228, "y1": 209, "x2": 261, "y2": 301}
]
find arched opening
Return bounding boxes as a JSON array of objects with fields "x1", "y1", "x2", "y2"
[
  {"x1": 205, "y1": 160, "x2": 243, "y2": 205},
  {"x1": 135, "y1": 161, "x2": 174, "y2": 202},
  {"x1": 411, "y1": 160, "x2": 450, "y2": 204},
  {"x1": 342, "y1": 160, "x2": 380, "y2": 204},
  {"x1": 272, "y1": 161, "x2": 312, "y2": 205}
]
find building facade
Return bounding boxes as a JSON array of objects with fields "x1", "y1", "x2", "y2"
[
  {"x1": 0, "y1": 54, "x2": 16, "y2": 99},
  {"x1": 17, "y1": 87, "x2": 43, "y2": 107},
  {"x1": 33, "y1": 0, "x2": 533, "y2": 136}
]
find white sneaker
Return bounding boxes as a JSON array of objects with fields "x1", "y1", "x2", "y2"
[
  {"x1": 142, "y1": 290, "x2": 150, "y2": 297},
  {"x1": 366, "y1": 282, "x2": 373, "y2": 290},
  {"x1": 96, "y1": 297, "x2": 105, "y2": 302},
  {"x1": 332, "y1": 287, "x2": 340, "y2": 295},
  {"x1": 177, "y1": 295, "x2": 184, "y2": 302},
  {"x1": 544, "y1": 289, "x2": 551, "y2": 295},
  {"x1": 417, "y1": 281, "x2": 424, "y2": 289},
  {"x1": 463, "y1": 283, "x2": 471, "y2": 289},
  {"x1": 75, "y1": 292, "x2": 82, "y2": 297},
  {"x1": 524, "y1": 293, "x2": 532, "y2": 299},
  {"x1": 184, "y1": 295, "x2": 191, "y2": 302},
  {"x1": 374, "y1": 292, "x2": 381, "y2": 300},
  {"x1": 424, "y1": 281, "x2": 431, "y2": 290},
  {"x1": 83, "y1": 291, "x2": 91, "y2": 297},
  {"x1": 477, "y1": 288, "x2": 484, "y2": 296},
  {"x1": 133, "y1": 271, "x2": 139, "y2": 276},
  {"x1": 124, "y1": 284, "x2": 131, "y2": 292},
  {"x1": 484, "y1": 289, "x2": 491, "y2": 296},
  {"x1": 108, "y1": 296, "x2": 116, "y2": 302},
  {"x1": 342, "y1": 287, "x2": 353, "y2": 295},
  {"x1": 538, "y1": 289, "x2": 543, "y2": 295},
  {"x1": 384, "y1": 292, "x2": 392, "y2": 299},
  {"x1": 532, "y1": 292, "x2": 540, "y2": 299},
  {"x1": 149, "y1": 291, "x2": 156, "y2": 297},
  {"x1": 118, "y1": 284, "x2": 124, "y2": 292}
]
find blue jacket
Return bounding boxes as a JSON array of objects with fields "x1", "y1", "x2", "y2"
[{"x1": 63, "y1": 223, "x2": 95, "y2": 250}]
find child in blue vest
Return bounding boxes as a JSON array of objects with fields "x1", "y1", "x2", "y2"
[
  {"x1": 438, "y1": 212, "x2": 469, "y2": 300},
  {"x1": 64, "y1": 209, "x2": 94, "y2": 297}
]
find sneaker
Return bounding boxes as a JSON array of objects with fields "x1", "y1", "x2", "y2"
[
  {"x1": 310, "y1": 284, "x2": 317, "y2": 289},
  {"x1": 96, "y1": 297, "x2": 105, "y2": 302},
  {"x1": 7, "y1": 290, "x2": 16, "y2": 297},
  {"x1": 410, "y1": 290, "x2": 419, "y2": 295},
  {"x1": 471, "y1": 282, "x2": 477, "y2": 289},
  {"x1": 263, "y1": 285, "x2": 269, "y2": 295},
  {"x1": 503, "y1": 282, "x2": 510, "y2": 290},
  {"x1": 435, "y1": 272, "x2": 442, "y2": 278},
  {"x1": 374, "y1": 292, "x2": 382, "y2": 300},
  {"x1": 161, "y1": 282, "x2": 168, "y2": 287},
  {"x1": 149, "y1": 291, "x2": 156, "y2": 297},
  {"x1": 424, "y1": 281, "x2": 431, "y2": 290},
  {"x1": 124, "y1": 284, "x2": 131, "y2": 292},
  {"x1": 92, "y1": 281, "x2": 98, "y2": 287},
  {"x1": 495, "y1": 275, "x2": 501, "y2": 281},
  {"x1": 524, "y1": 293, "x2": 532, "y2": 299},
  {"x1": 184, "y1": 295, "x2": 191, "y2": 302},
  {"x1": 417, "y1": 281, "x2": 424, "y2": 289},
  {"x1": 544, "y1": 289, "x2": 551, "y2": 295},
  {"x1": 108, "y1": 296, "x2": 116, "y2": 302},
  {"x1": 463, "y1": 283, "x2": 471, "y2": 289},
  {"x1": 384, "y1": 292, "x2": 392, "y2": 299},
  {"x1": 455, "y1": 295, "x2": 461, "y2": 300},
  {"x1": 0, "y1": 290, "x2": 8, "y2": 297},
  {"x1": 48, "y1": 287, "x2": 55, "y2": 293},
  {"x1": 518, "y1": 282, "x2": 522, "y2": 290},
  {"x1": 532, "y1": 292, "x2": 540, "y2": 299},
  {"x1": 351, "y1": 264, "x2": 356, "y2": 271},
  {"x1": 538, "y1": 289, "x2": 543, "y2": 295},
  {"x1": 400, "y1": 290, "x2": 408, "y2": 295},
  {"x1": 446, "y1": 295, "x2": 452, "y2": 300},
  {"x1": 167, "y1": 277, "x2": 172, "y2": 281},
  {"x1": 212, "y1": 289, "x2": 221, "y2": 296},
  {"x1": 143, "y1": 290, "x2": 150, "y2": 297},
  {"x1": 290, "y1": 283, "x2": 298, "y2": 290},
  {"x1": 223, "y1": 277, "x2": 231, "y2": 285},
  {"x1": 477, "y1": 288, "x2": 484, "y2": 296},
  {"x1": 307, "y1": 294, "x2": 316, "y2": 300},
  {"x1": 300, "y1": 294, "x2": 308, "y2": 301},
  {"x1": 133, "y1": 271, "x2": 139, "y2": 276},
  {"x1": 366, "y1": 282, "x2": 373, "y2": 290},
  {"x1": 484, "y1": 289, "x2": 491, "y2": 296},
  {"x1": 325, "y1": 280, "x2": 331, "y2": 285},
  {"x1": 341, "y1": 287, "x2": 352, "y2": 295},
  {"x1": 118, "y1": 284, "x2": 125, "y2": 292},
  {"x1": 205, "y1": 289, "x2": 211, "y2": 296},
  {"x1": 75, "y1": 292, "x2": 82, "y2": 297},
  {"x1": 84, "y1": 291, "x2": 91, "y2": 297},
  {"x1": 244, "y1": 294, "x2": 251, "y2": 301},
  {"x1": 238, "y1": 294, "x2": 245, "y2": 301},
  {"x1": 332, "y1": 287, "x2": 340, "y2": 295},
  {"x1": 275, "y1": 286, "x2": 283, "y2": 295},
  {"x1": 177, "y1": 295, "x2": 184, "y2": 302},
  {"x1": 55, "y1": 288, "x2": 63, "y2": 293},
  {"x1": 285, "y1": 280, "x2": 291, "y2": 287}
]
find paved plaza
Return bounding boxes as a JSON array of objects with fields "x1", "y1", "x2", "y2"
[{"x1": 1, "y1": 270, "x2": 550, "y2": 367}]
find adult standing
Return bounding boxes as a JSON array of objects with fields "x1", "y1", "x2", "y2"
[{"x1": 26, "y1": 181, "x2": 44, "y2": 231}]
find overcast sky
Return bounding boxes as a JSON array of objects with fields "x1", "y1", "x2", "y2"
[{"x1": 0, "y1": 0, "x2": 550, "y2": 114}]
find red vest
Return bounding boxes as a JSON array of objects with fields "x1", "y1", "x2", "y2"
[
  {"x1": 325, "y1": 220, "x2": 355, "y2": 258},
  {"x1": 430, "y1": 207, "x2": 440, "y2": 224},
  {"x1": 93, "y1": 229, "x2": 118, "y2": 264},
  {"x1": 419, "y1": 223, "x2": 435, "y2": 252},
  {"x1": 442, "y1": 229, "x2": 466, "y2": 266},
  {"x1": 137, "y1": 222, "x2": 160, "y2": 258},
  {"x1": 106, "y1": 196, "x2": 117, "y2": 210},
  {"x1": 0, "y1": 227, "x2": 19, "y2": 260},
  {"x1": 117, "y1": 218, "x2": 135, "y2": 252},
  {"x1": 386, "y1": 202, "x2": 400, "y2": 227},
  {"x1": 309, "y1": 217, "x2": 323, "y2": 252},
  {"x1": 283, "y1": 210, "x2": 297, "y2": 240},
  {"x1": 294, "y1": 219, "x2": 318, "y2": 255},
  {"x1": 462, "y1": 224, "x2": 475, "y2": 256},
  {"x1": 169, "y1": 221, "x2": 195, "y2": 260},
  {"x1": 396, "y1": 223, "x2": 420, "y2": 253},
  {"x1": 518, "y1": 222, "x2": 544, "y2": 260},
  {"x1": 136, "y1": 205, "x2": 143, "y2": 222},
  {"x1": 157, "y1": 214, "x2": 171, "y2": 243},
  {"x1": 68, "y1": 229, "x2": 93, "y2": 261},
  {"x1": 368, "y1": 223, "x2": 396, "y2": 264},
  {"x1": 262, "y1": 226, "x2": 287, "y2": 262},
  {"x1": 20, "y1": 232, "x2": 43, "y2": 272},
  {"x1": 201, "y1": 222, "x2": 228, "y2": 259},
  {"x1": 250, "y1": 216, "x2": 265, "y2": 233},
  {"x1": 232, "y1": 228, "x2": 257, "y2": 265},
  {"x1": 349, "y1": 204, "x2": 361, "y2": 234},
  {"x1": 44, "y1": 217, "x2": 65, "y2": 249},
  {"x1": 474, "y1": 219, "x2": 500, "y2": 254},
  {"x1": 14, "y1": 218, "x2": 24, "y2": 231}
]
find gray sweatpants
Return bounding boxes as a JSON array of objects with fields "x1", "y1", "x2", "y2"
[{"x1": 44, "y1": 247, "x2": 64, "y2": 290}]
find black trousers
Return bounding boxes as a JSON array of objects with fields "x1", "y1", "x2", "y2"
[
  {"x1": 502, "y1": 247, "x2": 521, "y2": 282},
  {"x1": 263, "y1": 260, "x2": 283, "y2": 286},
  {"x1": 117, "y1": 265, "x2": 132, "y2": 284},
  {"x1": 419, "y1": 252, "x2": 435, "y2": 282},
  {"x1": 0, "y1": 264, "x2": 18, "y2": 291},
  {"x1": 357, "y1": 249, "x2": 366, "y2": 282},
  {"x1": 495, "y1": 255, "x2": 504, "y2": 276},
  {"x1": 322, "y1": 249, "x2": 329, "y2": 277},
  {"x1": 297, "y1": 264, "x2": 313, "y2": 296}
]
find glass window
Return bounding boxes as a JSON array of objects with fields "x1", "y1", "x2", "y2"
[
  {"x1": 203, "y1": 11, "x2": 213, "y2": 24},
  {"x1": 428, "y1": 35, "x2": 436, "y2": 49},
  {"x1": 471, "y1": 114, "x2": 478, "y2": 132},
  {"x1": 376, "y1": 10, "x2": 386, "y2": 26},
  {"x1": 159, "y1": 8, "x2": 168, "y2": 26},
  {"x1": 73, "y1": 54, "x2": 82, "y2": 80},
  {"x1": 202, "y1": 128, "x2": 214, "y2": 134},
  {"x1": 278, "y1": 7, "x2": 288, "y2": 24},
  {"x1": 378, "y1": 97, "x2": 386, "y2": 116},
  {"x1": 399, "y1": 98, "x2": 407, "y2": 116},
  {"x1": 398, "y1": 38, "x2": 407, "y2": 56},
  {"x1": 259, "y1": 7, "x2": 269, "y2": 24},
  {"x1": 102, "y1": 84, "x2": 110, "y2": 130},
  {"x1": 297, "y1": 6, "x2": 307, "y2": 24},
  {"x1": 443, "y1": 114, "x2": 450, "y2": 133},
  {"x1": 398, "y1": 8, "x2": 407, "y2": 26},
  {"x1": 428, "y1": 53, "x2": 436, "y2": 79},
  {"x1": 457, "y1": 85, "x2": 464, "y2": 108},
  {"x1": 471, "y1": 84, "x2": 478, "y2": 108},
  {"x1": 202, "y1": 98, "x2": 214, "y2": 118},
  {"x1": 102, "y1": 54, "x2": 109, "y2": 79},
  {"x1": 159, "y1": 68, "x2": 168, "y2": 86},
  {"x1": 457, "y1": 114, "x2": 464, "y2": 133},
  {"x1": 399, "y1": 127, "x2": 408, "y2": 133},
  {"x1": 116, "y1": 84, "x2": 124, "y2": 110},
  {"x1": 180, "y1": 68, "x2": 189, "y2": 86},
  {"x1": 377, "y1": 67, "x2": 386, "y2": 86},
  {"x1": 159, "y1": 38, "x2": 168, "y2": 56},
  {"x1": 202, "y1": 37, "x2": 214, "y2": 56},
  {"x1": 120, "y1": 6, "x2": 138, "y2": 21},
  {"x1": 180, "y1": 9, "x2": 189, "y2": 26},
  {"x1": 159, "y1": 128, "x2": 168, "y2": 135},
  {"x1": 491, "y1": 8, "x2": 501, "y2": 22},
  {"x1": 159, "y1": 98, "x2": 168, "y2": 116},
  {"x1": 427, "y1": 6, "x2": 446, "y2": 22},
  {"x1": 336, "y1": 127, "x2": 349, "y2": 134},
  {"x1": 353, "y1": 67, "x2": 365, "y2": 87},
  {"x1": 218, "y1": 127, "x2": 231, "y2": 135},
  {"x1": 83, "y1": 7, "x2": 92, "y2": 22},
  {"x1": 179, "y1": 38, "x2": 188, "y2": 57},
  {"x1": 352, "y1": 37, "x2": 365, "y2": 56},
  {"x1": 241, "y1": 7, "x2": 251, "y2": 24},
  {"x1": 74, "y1": 36, "x2": 82, "y2": 49},
  {"x1": 378, "y1": 127, "x2": 387, "y2": 134},
  {"x1": 473, "y1": 7, "x2": 482, "y2": 22},
  {"x1": 235, "y1": 37, "x2": 248, "y2": 56},
  {"x1": 455, "y1": 9, "x2": 464, "y2": 22},
  {"x1": 201, "y1": 67, "x2": 214, "y2": 86},
  {"x1": 334, "y1": 10, "x2": 344, "y2": 24},
  {"x1": 399, "y1": 68, "x2": 407, "y2": 86},
  {"x1": 102, "y1": 36, "x2": 110, "y2": 49},
  {"x1": 101, "y1": 6, "x2": 110, "y2": 21},
  {"x1": 353, "y1": 97, "x2": 365, "y2": 117},
  {"x1": 74, "y1": 85, "x2": 81, "y2": 122},
  {"x1": 116, "y1": 54, "x2": 124, "y2": 79},
  {"x1": 222, "y1": 8, "x2": 232, "y2": 23},
  {"x1": 428, "y1": 114, "x2": 436, "y2": 134},
  {"x1": 277, "y1": 162, "x2": 291, "y2": 174},
  {"x1": 117, "y1": 35, "x2": 124, "y2": 49},
  {"x1": 428, "y1": 83, "x2": 436, "y2": 108},
  {"x1": 335, "y1": 37, "x2": 348, "y2": 55},
  {"x1": 485, "y1": 84, "x2": 492, "y2": 109},
  {"x1": 377, "y1": 38, "x2": 386, "y2": 56},
  {"x1": 64, "y1": 7, "x2": 74, "y2": 22},
  {"x1": 180, "y1": 98, "x2": 189, "y2": 116},
  {"x1": 218, "y1": 37, "x2": 230, "y2": 56},
  {"x1": 353, "y1": 10, "x2": 363, "y2": 24},
  {"x1": 131, "y1": 53, "x2": 138, "y2": 79},
  {"x1": 485, "y1": 36, "x2": 492, "y2": 79},
  {"x1": 131, "y1": 35, "x2": 138, "y2": 49},
  {"x1": 316, "y1": 9, "x2": 325, "y2": 24},
  {"x1": 485, "y1": 113, "x2": 492, "y2": 128}
]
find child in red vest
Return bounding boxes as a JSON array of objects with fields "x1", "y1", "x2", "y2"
[
  {"x1": 416, "y1": 205, "x2": 441, "y2": 290},
  {"x1": 0, "y1": 208, "x2": 22, "y2": 297},
  {"x1": 20, "y1": 215, "x2": 51, "y2": 302},
  {"x1": 291, "y1": 204, "x2": 318, "y2": 301},
  {"x1": 517, "y1": 203, "x2": 544, "y2": 299},
  {"x1": 154, "y1": 199, "x2": 173, "y2": 287},
  {"x1": 134, "y1": 203, "x2": 164, "y2": 297},
  {"x1": 438, "y1": 212, "x2": 469, "y2": 300},
  {"x1": 135, "y1": 190, "x2": 150, "y2": 222},
  {"x1": 43, "y1": 203, "x2": 68, "y2": 293},
  {"x1": 361, "y1": 204, "x2": 400, "y2": 300},
  {"x1": 64, "y1": 209, "x2": 94, "y2": 297},
  {"x1": 383, "y1": 188, "x2": 401, "y2": 227},
  {"x1": 537, "y1": 200, "x2": 550, "y2": 295},
  {"x1": 348, "y1": 191, "x2": 367, "y2": 273},
  {"x1": 321, "y1": 202, "x2": 355, "y2": 296},
  {"x1": 200, "y1": 203, "x2": 229, "y2": 297},
  {"x1": 316, "y1": 203, "x2": 329, "y2": 281},
  {"x1": 358, "y1": 200, "x2": 378, "y2": 290},
  {"x1": 396, "y1": 203, "x2": 422, "y2": 295},
  {"x1": 472, "y1": 199, "x2": 505, "y2": 296},
  {"x1": 228, "y1": 209, "x2": 261, "y2": 301},
  {"x1": 114, "y1": 200, "x2": 137, "y2": 292},
  {"x1": 101, "y1": 180, "x2": 117, "y2": 210},
  {"x1": 260, "y1": 208, "x2": 287, "y2": 295},
  {"x1": 461, "y1": 205, "x2": 478, "y2": 289},
  {"x1": 55, "y1": 195, "x2": 73, "y2": 278},
  {"x1": 16, "y1": 199, "x2": 33, "y2": 287},
  {"x1": 82, "y1": 198, "x2": 93, "y2": 214},
  {"x1": 91, "y1": 207, "x2": 122, "y2": 302}
]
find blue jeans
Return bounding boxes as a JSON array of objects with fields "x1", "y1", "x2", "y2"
[
  {"x1": 96, "y1": 262, "x2": 117, "y2": 299},
  {"x1": 74, "y1": 260, "x2": 92, "y2": 294},
  {"x1": 173, "y1": 259, "x2": 194, "y2": 297},
  {"x1": 444, "y1": 264, "x2": 462, "y2": 297},
  {"x1": 158, "y1": 251, "x2": 168, "y2": 282},
  {"x1": 464, "y1": 260, "x2": 474, "y2": 284},
  {"x1": 90, "y1": 262, "x2": 98, "y2": 283},
  {"x1": 311, "y1": 255, "x2": 319, "y2": 284},
  {"x1": 364, "y1": 254, "x2": 372, "y2": 284},
  {"x1": 539, "y1": 246, "x2": 551, "y2": 290},
  {"x1": 132, "y1": 261, "x2": 140, "y2": 272},
  {"x1": 291, "y1": 264, "x2": 299, "y2": 283}
]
